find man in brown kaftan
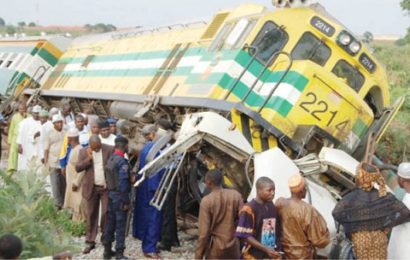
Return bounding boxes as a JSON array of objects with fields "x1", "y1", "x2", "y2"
[
  {"x1": 195, "y1": 169, "x2": 243, "y2": 259},
  {"x1": 276, "y1": 174, "x2": 330, "y2": 259}
]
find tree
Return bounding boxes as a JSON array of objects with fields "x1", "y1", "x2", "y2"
[
  {"x1": 17, "y1": 21, "x2": 26, "y2": 27},
  {"x1": 93, "y1": 23, "x2": 108, "y2": 32},
  {"x1": 28, "y1": 22, "x2": 36, "y2": 27},
  {"x1": 363, "y1": 31, "x2": 374, "y2": 43},
  {"x1": 83, "y1": 24, "x2": 92, "y2": 30},
  {"x1": 395, "y1": 38, "x2": 407, "y2": 46},
  {"x1": 5, "y1": 25, "x2": 16, "y2": 34},
  {"x1": 0, "y1": 17, "x2": 5, "y2": 27},
  {"x1": 106, "y1": 24, "x2": 117, "y2": 32},
  {"x1": 401, "y1": 0, "x2": 410, "y2": 44},
  {"x1": 402, "y1": 0, "x2": 410, "y2": 14}
]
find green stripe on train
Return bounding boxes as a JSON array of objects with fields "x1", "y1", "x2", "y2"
[
  {"x1": 30, "y1": 47, "x2": 39, "y2": 55},
  {"x1": 5, "y1": 72, "x2": 29, "y2": 96},
  {"x1": 54, "y1": 49, "x2": 308, "y2": 87},
  {"x1": 352, "y1": 118, "x2": 368, "y2": 137},
  {"x1": 217, "y1": 74, "x2": 297, "y2": 117},
  {"x1": 51, "y1": 49, "x2": 307, "y2": 117},
  {"x1": 37, "y1": 48, "x2": 58, "y2": 66}
]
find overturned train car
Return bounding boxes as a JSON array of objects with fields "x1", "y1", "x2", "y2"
[
  {"x1": 0, "y1": 36, "x2": 71, "y2": 114},
  {"x1": 22, "y1": 2, "x2": 403, "y2": 253}
]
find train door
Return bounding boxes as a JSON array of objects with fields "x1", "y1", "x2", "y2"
[{"x1": 353, "y1": 96, "x2": 405, "y2": 160}]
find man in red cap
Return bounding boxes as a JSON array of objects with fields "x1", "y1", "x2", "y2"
[{"x1": 275, "y1": 173, "x2": 329, "y2": 259}]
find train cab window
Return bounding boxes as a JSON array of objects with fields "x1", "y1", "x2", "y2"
[
  {"x1": 251, "y1": 21, "x2": 288, "y2": 64},
  {"x1": 291, "y1": 32, "x2": 331, "y2": 66},
  {"x1": 332, "y1": 60, "x2": 364, "y2": 91},
  {"x1": 364, "y1": 86, "x2": 383, "y2": 117}
]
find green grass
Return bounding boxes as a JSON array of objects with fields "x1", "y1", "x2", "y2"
[{"x1": 373, "y1": 43, "x2": 410, "y2": 164}]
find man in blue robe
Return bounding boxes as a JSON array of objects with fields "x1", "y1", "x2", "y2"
[{"x1": 132, "y1": 125, "x2": 163, "y2": 258}]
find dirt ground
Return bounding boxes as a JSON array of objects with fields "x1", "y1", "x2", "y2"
[{"x1": 74, "y1": 229, "x2": 197, "y2": 259}]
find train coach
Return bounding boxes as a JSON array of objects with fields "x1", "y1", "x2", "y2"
[{"x1": 0, "y1": 35, "x2": 70, "y2": 114}]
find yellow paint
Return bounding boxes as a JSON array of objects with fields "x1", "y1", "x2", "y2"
[
  {"x1": 42, "y1": 41, "x2": 64, "y2": 58},
  {"x1": 268, "y1": 135, "x2": 278, "y2": 149},
  {"x1": 250, "y1": 125, "x2": 262, "y2": 152}
]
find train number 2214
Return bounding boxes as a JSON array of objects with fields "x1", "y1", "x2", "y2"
[{"x1": 299, "y1": 92, "x2": 350, "y2": 132}]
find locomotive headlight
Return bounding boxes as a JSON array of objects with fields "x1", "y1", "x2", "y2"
[
  {"x1": 349, "y1": 41, "x2": 361, "y2": 54},
  {"x1": 338, "y1": 32, "x2": 352, "y2": 45}
]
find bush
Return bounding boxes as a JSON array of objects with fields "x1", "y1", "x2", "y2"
[
  {"x1": 373, "y1": 43, "x2": 410, "y2": 164},
  {"x1": 395, "y1": 38, "x2": 408, "y2": 46},
  {"x1": 0, "y1": 170, "x2": 81, "y2": 258},
  {"x1": 5, "y1": 25, "x2": 16, "y2": 34}
]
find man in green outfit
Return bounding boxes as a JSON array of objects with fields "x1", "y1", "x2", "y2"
[{"x1": 7, "y1": 102, "x2": 27, "y2": 174}]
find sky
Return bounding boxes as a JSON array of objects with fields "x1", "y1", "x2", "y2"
[{"x1": 0, "y1": 0, "x2": 409, "y2": 36}]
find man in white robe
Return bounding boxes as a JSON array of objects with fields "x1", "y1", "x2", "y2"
[
  {"x1": 388, "y1": 162, "x2": 410, "y2": 259},
  {"x1": 16, "y1": 105, "x2": 42, "y2": 171},
  {"x1": 39, "y1": 108, "x2": 60, "y2": 160}
]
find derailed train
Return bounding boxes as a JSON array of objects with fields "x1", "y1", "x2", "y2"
[
  {"x1": 0, "y1": 0, "x2": 404, "y2": 254},
  {"x1": 0, "y1": 36, "x2": 70, "y2": 113}
]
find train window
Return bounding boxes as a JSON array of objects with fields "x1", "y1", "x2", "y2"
[
  {"x1": 291, "y1": 32, "x2": 331, "y2": 66},
  {"x1": 9, "y1": 53, "x2": 24, "y2": 69},
  {"x1": 224, "y1": 19, "x2": 257, "y2": 49},
  {"x1": 225, "y1": 19, "x2": 250, "y2": 48},
  {"x1": 209, "y1": 23, "x2": 233, "y2": 51},
  {"x1": 332, "y1": 60, "x2": 364, "y2": 91},
  {"x1": 251, "y1": 21, "x2": 288, "y2": 64},
  {"x1": 4, "y1": 53, "x2": 18, "y2": 68}
]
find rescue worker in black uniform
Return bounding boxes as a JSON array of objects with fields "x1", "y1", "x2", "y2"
[{"x1": 103, "y1": 136, "x2": 131, "y2": 259}]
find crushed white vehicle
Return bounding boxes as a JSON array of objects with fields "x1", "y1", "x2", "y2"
[{"x1": 134, "y1": 111, "x2": 380, "y2": 254}]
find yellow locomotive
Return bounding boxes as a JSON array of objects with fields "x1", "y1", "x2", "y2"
[{"x1": 29, "y1": 2, "x2": 400, "y2": 158}]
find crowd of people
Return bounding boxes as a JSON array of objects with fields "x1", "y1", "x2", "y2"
[
  {"x1": 3, "y1": 101, "x2": 176, "y2": 259},
  {"x1": 1, "y1": 101, "x2": 410, "y2": 259},
  {"x1": 195, "y1": 164, "x2": 410, "y2": 259}
]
